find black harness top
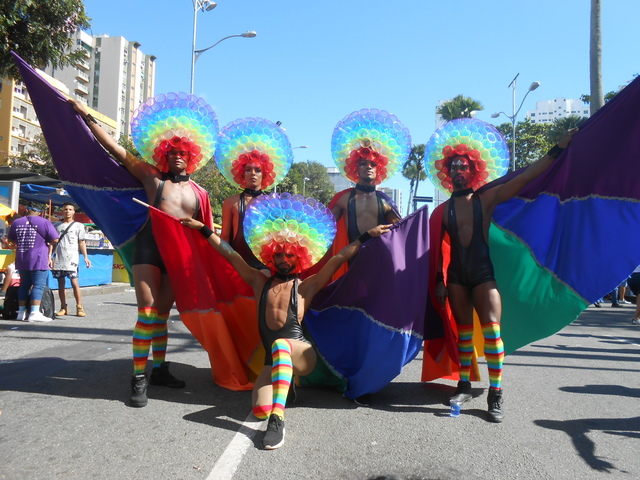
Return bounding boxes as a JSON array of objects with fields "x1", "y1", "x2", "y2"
[
  {"x1": 230, "y1": 191, "x2": 267, "y2": 270},
  {"x1": 258, "y1": 277, "x2": 308, "y2": 365},
  {"x1": 347, "y1": 189, "x2": 387, "y2": 243},
  {"x1": 446, "y1": 193, "x2": 496, "y2": 288},
  {"x1": 132, "y1": 175, "x2": 200, "y2": 271}
]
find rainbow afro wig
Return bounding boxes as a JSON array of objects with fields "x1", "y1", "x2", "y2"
[
  {"x1": 331, "y1": 108, "x2": 412, "y2": 185},
  {"x1": 216, "y1": 118, "x2": 294, "y2": 190},
  {"x1": 131, "y1": 92, "x2": 218, "y2": 174},
  {"x1": 425, "y1": 118, "x2": 510, "y2": 194},
  {"x1": 244, "y1": 192, "x2": 337, "y2": 274}
]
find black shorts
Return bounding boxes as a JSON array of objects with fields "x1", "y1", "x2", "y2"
[{"x1": 132, "y1": 221, "x2": 167, "y2": 274}]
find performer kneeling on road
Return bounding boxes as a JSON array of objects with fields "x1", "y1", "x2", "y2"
[{"x1": 182, "y1": 193, "x2": 390, "y2": 450}]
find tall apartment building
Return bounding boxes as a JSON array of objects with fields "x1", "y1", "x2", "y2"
[
  {"x1": 43, "y1": 30, "x2": 156, "y2": 138},
  {"x1": 526, "y1": 98, "x2": 590, "y2": 124},
  {"x1": 0, "y1": 70, "x2": 117, "y2": 165}
]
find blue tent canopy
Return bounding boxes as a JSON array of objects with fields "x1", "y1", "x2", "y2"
[{"x1": 19, "y1": 184, "x2": 71, "y2": 207}]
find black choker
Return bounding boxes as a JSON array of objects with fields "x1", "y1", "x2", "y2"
[
  {"x1": 355, "y1": 184, "x2": 376, "y2": 193},
  {"x1": 451, "y1": 188, "x2": 474, "y2": 197},
  {"x1": 274, "y1": 272, "x2": 297, "y2": 281},
  {"x1": 167, "y1": 172, "x2": 190, "y2": 183},
  {"x1": 243, "y1": 188, "x2": 264, "y2": 197}
]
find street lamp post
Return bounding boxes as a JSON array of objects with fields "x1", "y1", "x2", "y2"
[
  {"x1": 491, "y1": 73, "x2": 540, "y2": 171},
  {"x1": 191, "y1": 31, "x2": 257, "y2": 94},
  {"x1": 190, "y1": 0, "x2": 217, "y2": 95},
  {"x1": 303, "y1": 177, "x2": 310, "y2": 196}
]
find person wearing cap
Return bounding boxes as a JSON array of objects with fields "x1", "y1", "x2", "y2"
[
  {"x1": 7, "y1": 204, "x2": 59, "y2": 322},
  {"x1": 68, "y1": 98, "x2": 215, "y2": 408},
  {"x1": 182, "y1": 195, "x2": 390, "y2": 450}
]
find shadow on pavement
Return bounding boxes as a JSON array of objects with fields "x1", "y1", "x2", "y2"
[{"x1": 535, "y1": 416, "x2": 640, "y2": 473}]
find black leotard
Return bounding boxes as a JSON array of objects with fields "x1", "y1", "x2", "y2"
[
  {"x1": 346, "y1": 189, "x2": 388, "y2": 243},
  {"x1": 258, "y1": 277, "x2": 309, "y2": 365},
  {"x1": 446, "y1": 193, "x2": 496, "y2": 288},
  {"x1": 230, "y1": 191, "x2": 268, "y2": 270},
  {"x1": 132, "y1": 176, "x2": 201, "y2": 272}
]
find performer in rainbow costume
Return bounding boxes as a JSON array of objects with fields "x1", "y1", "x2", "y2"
[
  {"x1": 216, "y1": 118, "x2": 294, "y2": 273},
  {"x1": 68, "y1": 92, "x2": 218, "y2": 407},
  {"x1": 327, "y1": 109, "x2": 408, "y2": 280},
  {"x1": 422, "y1": 118, "x2": 577, "y2": 422},
  {"x1": 181, "y1": 192, "x2": 390, "y2": 449},
  {"x1": 300, "y1": 109, "x2": 433, "y2": 402}
]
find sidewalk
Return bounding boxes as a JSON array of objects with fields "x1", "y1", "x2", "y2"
[{"x1": 61, "y1": 282, "x2": 133, "y2": 297}]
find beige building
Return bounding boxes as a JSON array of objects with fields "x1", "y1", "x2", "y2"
[
  {"x1": 43, "y1": 30, "x2": 156, "y2": 138},
  {"x1": 0, "y1": 71, "x2": 116, "y2": 166}
]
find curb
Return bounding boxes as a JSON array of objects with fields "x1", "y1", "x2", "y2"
[{"x1": 69, "y1": 282, "x2": 133, "y2": 297}]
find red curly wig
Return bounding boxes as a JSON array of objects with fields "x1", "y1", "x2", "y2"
[
  {"x1": 259, "y1": 241, "x2": 313, "y2": 275},
  {"x1": 230, "y1": 149, "x2": 276, "y2": 189},
  {"x1": 152, "y1": 136, "x2": 203, "y2": 174},
  {"x1": 343, "y1": 146, "x2": 390, "y2": 184},
  {"x1": 433, "y1": 144, "x2": 489, "y2": 192}
]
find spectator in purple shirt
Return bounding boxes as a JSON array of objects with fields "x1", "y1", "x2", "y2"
[{"x1": 7, "y1": 204, "x2": 59, "y2": 322}]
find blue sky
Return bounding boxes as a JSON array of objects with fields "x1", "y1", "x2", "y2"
[{"x1": 83, "y1": 0, "x2": 638, "y2": 213}]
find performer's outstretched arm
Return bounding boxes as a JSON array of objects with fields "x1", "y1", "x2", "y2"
[
  {"x1": 67, "y1": 99, "x2": 158, "y2": 182},
  {"x1": 181, "y1": 217, "x2": 265, "y2": 290},
  {"x1": 300, "y1": 224, "x2": 391, "y2": 299},
  {"x1": 488, "y1": 128, "x2": 579, "y2": 207}
]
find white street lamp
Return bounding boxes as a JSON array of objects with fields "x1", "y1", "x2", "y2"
[
  {"x1": 491, "y1": 73, "x2": 540, "y2": 171},
  {"x1": 303, "y1": 177, "x2": 310, "y2": 196},
  {"x1": 292, "y1": 146, "x2": 308, "y2": 149},
  {"x1": 190, "y1": 0, "x2": 217, "y2": 95},
  {"x1": 191, "y1": 31, "x2": 257, "y2": 94}
]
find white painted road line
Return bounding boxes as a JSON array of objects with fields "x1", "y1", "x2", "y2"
[{"x1": 207, "y1": 414, "x2": 265, "y2": 480}]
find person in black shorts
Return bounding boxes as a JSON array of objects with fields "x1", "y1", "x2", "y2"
[
  {"x1": 434, "y1": 128, "x2": 578, "y2": 423},
  {"x1": 182, "y1": 193, "x2": 390, "y2": 450},
  {"x1": 69, "y1": 96, "x2": 216, "y2": 408}
]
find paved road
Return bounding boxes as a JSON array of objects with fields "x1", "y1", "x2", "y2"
[{"x1": 1, "y1": 286, "x2": 639, "y2": 479}]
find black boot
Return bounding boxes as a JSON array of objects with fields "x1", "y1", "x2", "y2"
[
  {"x1": 149, "y1": 361, "x2": 186, "y2": 388},
  {"x1": 487, "y1": 387, "x2": 504, "y2": 423},
  {"x1": 449, "y1": 380, "x2": 472, "y2": 404},
  {"x1": 130, "y1": 374, "x2": 148, "y2": 408}
]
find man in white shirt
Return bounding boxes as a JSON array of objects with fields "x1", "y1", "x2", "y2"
[{"x1": 52, "y1": 203, "x2": 91, "y2": 317}]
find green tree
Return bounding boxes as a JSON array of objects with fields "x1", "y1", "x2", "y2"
[
  {"x1": 190, "y1": 161, "x2": 238, "y2": 225},
  {"x1": 401, "y1": 144, "x2": 426, "y2": 213},
  {"x1": 581, "y1": 74, "x2": 637, "y2": 105},
  {"x1": 436, "y1": 94, "x2": 484, "y2": 122},
  {"x1": 118, "y1": 134, "x2": 141, "y2": 159},
  {"x1": 0, "y1": 0, "x2": 91, "y2": 80},
  {"x1": 546, "y1": 116, "x2": 585, "y2": 145},
  {"x1": 496, "y1": 118, "x2": 552, "y2": 169},
  {"x1": 9, "y1": 133, "x2": 59, "y2": 178},
  {"x1": 277, "y1": 161, "x2": 335, "y2": 206}
]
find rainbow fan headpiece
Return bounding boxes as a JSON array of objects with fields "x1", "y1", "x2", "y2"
[
  {"x1": 244, "y1": 192, "x2": 337, "y2": 274},
  {"x1": 216, "y1": 118, "x2": 294, "y2": 190},
  {"x1": 425, "y1": 118, "x2": 510, "y2": 194},
  {"x1": 331, "y1": 108, "x2": 412, "y2": 185},
  {"x1": 131, "y1": 92, "x2": 218, "y2": 174}
]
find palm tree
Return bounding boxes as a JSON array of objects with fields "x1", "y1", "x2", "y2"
[
  {"x1": 590, "y1": 0, "x2": 604, "y2": 114},
  {"x1": 547, "y1": 116, "x2": 585, "y2": 144},
  {"x1": 436, "y1": 95, "x2": 484, "y2": 122},
  {"x1": 401, "y1": 144, "x2": 426, "y2": 213}
]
